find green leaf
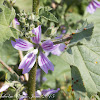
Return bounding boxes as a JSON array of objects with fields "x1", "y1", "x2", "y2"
[
  {"x1": 54, "y1": 0, "x2": 61, "y2": 3},
  {"x1": 70, "y1": 65, "x2": 89, "y2": 100},
  {"x1": 39, "y1": 6, "x2": 52, "y2": 11},
  {"x1": 66, "y1": 13, "x2": 82, "y2": 24},
  {"x1": 0, "y1": 0, "x2": 4, "y2": 4},
  {"x1": 15, "y1": 0, "x2": 32, "y2": 12},
  {"x1": 0, "y1": 40, "x2": 18, "y2": 65},
  {"x1": 65, "y1": 43, "x2": 100, "y2": 98},
  {"x1": 0, "y1": 40, "x2": 19, "y2": 81},
  {"x1": 0, "y1": 4, "x2": 18, "y2": 43},
  {"x1": 39, "y1": 9, "x2": 58, "y2": 23},
  {"x1": 0, "y1": 71, "x2": 6, "y2": 82},
  {"x1": 69, "y1": 22, "x2": 94, "y2": 47},
  {"x1": 44, "y1": 26, "x2": 58, "y2": 37},
  {"x1": 86, "y1": 9, "x2": 100, "y2": 47},
  {"x1": 63, "y1": 21, "x2": 100, "y2": 99},
  {"x1": 43, "y1": 55, "x2": 71, "y2": 88}
]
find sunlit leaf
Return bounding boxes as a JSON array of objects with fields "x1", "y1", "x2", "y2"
[
  {"x1": 0, "y1": 3, "x2": 18, "y2": 43},
  {"x1": 39, "y1": 9, "x2": 58, "y2": 23}
]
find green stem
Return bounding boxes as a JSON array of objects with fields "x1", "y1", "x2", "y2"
[
  {"x1": 28, "y1": 59, "x2": 37, "y2": 100},
  {"x1": 0, "y1": 58, "x2": 19, "y2": 80},
  {"x1": 27, "y1": 0, "x2": 39, "y2": 99},
  {"x1": 32, "y1": 0, "x2": 39, "y2": 15}
]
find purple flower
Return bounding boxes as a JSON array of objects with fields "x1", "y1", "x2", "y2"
[
  {"x1": 87, "y1": 0, "x2": 100, "y2": 14},
  {"x1": 0, "y1": 84, "x2": 9, "y2": 93},
  {"x1": 15, "y1": 18, "x2": 20, "y2": 25},
  {"x1": 62, "y1": 30, "x2": 66, "y2": 34},
  {"x1": 11, "y1": 26, "x2": 65, "y2": 74},
  {"x1": 19, "y1": 92, "x2": 27, "y2": 100},
  {"x1": 51, "y1": 44, "x2": 66, "y2": 56},
  {"x1": 46, "y1": 43, "x2": 66, "y2": 56},
  {"x1": 55, "y1": 34, "x2": 63, "y2": 39}
]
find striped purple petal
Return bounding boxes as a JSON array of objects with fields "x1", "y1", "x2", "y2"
[
  {"x1": 55, "y1": 34, "x2": 63, "y2": 39},
  {"x1": 15, "y1": 18, "x2": 20, "y2": 25},
  {"x1": 93, "y1": 0, "x2": 100, "y2": 8},
  {"x1": 19, "y1": 92, "x2": 27, "y2": 100},
  {"x1": 87, "y1": 2, "x2": 96, "y2": 14},
  {"x1": 41, "y1": 40, "x2": 54, "y2": 52},
  {"x1": 18, "y1": 52, "x2": 36, "y2": 74},
  {"x1": 31, "y1": 25, "x2": 41, "y2": 44},
  {"x1": 51, "y1": 43, "x2": 66, "y2": 56},
  {"x1": 38, "y1": 52, "x2": 54, "y2": 74},
  {"x1": 42, "y1": 88, "x2": 60, "y2": 97},
  {"x1": 11, "y1": 38, "x2": 33, "y2": 51},
  {"x1": 87, "y1": 0, "x2": 100, "y2": 14},
  {"x1": 0, "y1": 84, "x2": 9, "y2": 93}
]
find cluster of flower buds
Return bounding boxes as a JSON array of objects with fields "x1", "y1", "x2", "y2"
[{"x1": 17, "y1": 11, "x2": 40, "y2": 38}]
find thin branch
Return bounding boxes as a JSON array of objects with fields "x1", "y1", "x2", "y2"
[
  {"x1": 18, "y1": 50, "x2": 24, "y2": 61},
  {"x1": 53, "y1": 36, "x2": 73, "y2": 44},
  {"x1": 18, "y1": 50, "x2": 29, "y2": 81},
  {"x1": 0, "y1": 58, "x2": 19, "y2": 79}
]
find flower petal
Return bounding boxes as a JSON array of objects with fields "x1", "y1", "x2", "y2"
[
  {"x1": 31, "y1": 25, "x2": 41, "y2": 44},
  {"x1": 11, "y1": 38, "x2": 33, "y2": 51},
  {"x1": 55, "y1": 34, "x2": 63, "y2": 39},
  {"x1": 18, "y1": 52, "x2": 36, "y2": 74},
  {"x1": 15, "y1": 18, "x2": 20, "y2": 25},
  {"x1": 35, "y1": 90, "x2": 42, "y2": 98},
  {"x1": 42, "y1": 88, "x2": 60, "y2": 97},
  {"x1": 93, "y1": 0, "x2": 100, "y2": 8},
  {"x1": 41, "y1": 40, "x2": 54, "y2": 52},
  {"x1": 0, "y1": 84, "x2": 9, "y2": 93},
  {"x1": 62, "y1": 30, "x2": 66, "y2": 34},
  {"x1": 87, "y1": 1, "x2": 99, "y2": 14},
  {"x1": 51, "y1": 43, "x2": 66, "y2": 56},
  {"x1": 19, "y1": 92, "x2": 27, "y2": 100},
  {"x1": 22, "y1": 53, "x2": 36, "y2": 74},
  {"x1": 38, "y1": 52, "x2": 54, "y2": 74},
  {"x1": 87, "y1": 3, "x2": 95, "y2": 14}
]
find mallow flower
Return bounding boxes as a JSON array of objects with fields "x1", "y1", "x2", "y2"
[
  {"x1": 0, "y1": 84, "x2": 9, "y2": 93},
  {"x1": 87, "y1": 0, "x2": 100, "y2": 14},
  {"x1": 15, "y1": 18, "x2": 20, "y2": 25},
  {"x1": 11, "y1": 25, "x2": 65, "y2": 74}
]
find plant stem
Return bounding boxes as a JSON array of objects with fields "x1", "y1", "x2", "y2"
[
  {"x1": 27, "y1": 0, "x2": 39, "y2": 99},
  {"x1": 28, "y1": 60, "x2": 37, "y2": 100},
  {"x1": 53, "y1": 36, "x2": 73, "y2": 44},
  {"x1": 18, "y1": 50, "x2": 29, "y2": 81},
  {"x1": 32, "y1": 0, "x2": 39, "y2": 15},
  {"x1": 0, "y1": 58, "x2": 19, "y2": 79}
]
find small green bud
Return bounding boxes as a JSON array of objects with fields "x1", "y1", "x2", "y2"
[
  {"x1": 25, "y1": 31, "x2": 36, "y2": 38},
  {"x1": 21, "y1": 18, "x2": 26, "y2": 23},
  {"x1": 30, "y1": 24, "x2": 35, "y2": 30}
]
